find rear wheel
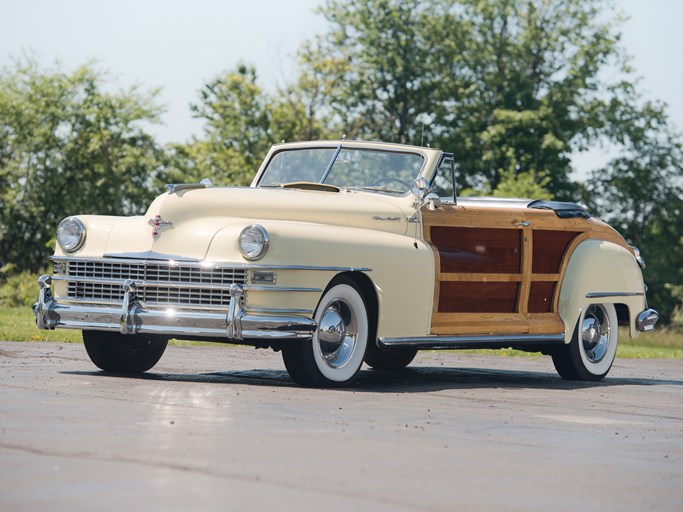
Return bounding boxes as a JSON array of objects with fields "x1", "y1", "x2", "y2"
[
  {"x1": 83, "y1": 330, "x2": 168, "y2": 373},
  {"x1": 282, "y1": 277, "x2": 369, "y2": 387},
  {"x1": 552, "y1": 303, "x2": 618, "y2": 381}
]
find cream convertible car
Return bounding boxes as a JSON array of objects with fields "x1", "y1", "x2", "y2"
[{"x1": 35, "y1": 140, "x2": 659, "y2": 386}]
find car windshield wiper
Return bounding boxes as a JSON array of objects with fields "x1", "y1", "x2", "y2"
[{"x1": 345, "y1": 186, "x2": 402, "y2": 194}]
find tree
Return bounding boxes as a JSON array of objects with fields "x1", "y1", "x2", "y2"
[
  {"x1": 295, "y1": 0, "x2": 682, "y2": 325},
  {"x1": 300, "y1": 0, "x2": 457, "y2": 145},
  {"x1": 302, "y1": 0, "x2": 635, "y2": 199},
  {"x1": 0, "y1": 58, "x2": 171, "y2": 272},
  {"x1": 187, "y1": 64, "x2": 332, "y2": 186},
  {"x1": 588, "y1": 100, "x2": 683, "y2": 324}
]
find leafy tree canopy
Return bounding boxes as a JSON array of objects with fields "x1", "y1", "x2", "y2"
[{"x1": 0, "y1": 58, "x2": 172, "y2": 271}]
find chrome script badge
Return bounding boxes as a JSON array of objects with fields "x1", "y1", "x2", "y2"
[{"x1": 147, "y1": 215, "x2": 173, "y2": 239}]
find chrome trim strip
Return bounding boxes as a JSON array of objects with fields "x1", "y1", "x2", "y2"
[
  {"x1": 245, "y1": 307, "x2": 314, "y2": 315},
  {"x1": 55, "y1": 299, "x2": 312, "y2": 313},
  {"x1": 378, "y1": 333, "x2": 565, "y2": 350},
  {"x1": 53, "y1": 275, "x2": 239, "y2": 290},
  {"x1": 52, "y1": 256, "x2": 371, "y2": 272},
  {"x1": 103, "y1": 250, "x2": 200, "y2": 262},
  {"x1": 246, "y1": 286, "x2": 321, "y2": 292},
  {"x1": 251, "y1": 265, "x2": 371, "y2": 272},
  {"x1": 585, "y1": 292, "x2": 645, "y2": 299},
  {"x1": 53, "y1": 275, "x2": 320, "y2": 293}
]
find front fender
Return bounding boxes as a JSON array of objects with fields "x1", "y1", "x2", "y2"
[
  {"x1": 207, "y1": 220, "x2": 435, "y2": 339},
  {"x1": 558, "y1": 239, "x2": 647, "y2": 342}
]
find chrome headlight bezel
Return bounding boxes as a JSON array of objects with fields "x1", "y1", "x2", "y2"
[
  {"x1": 239, "y1": 224, "x2": 269, "y2": 261},
  {"x1": 56, "y1": 217, "x2": 86, "y2": 253}
]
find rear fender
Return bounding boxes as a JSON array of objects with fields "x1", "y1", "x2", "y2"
[{"x1": 558, "y1": 239, "x2": 647, "y2": 342}]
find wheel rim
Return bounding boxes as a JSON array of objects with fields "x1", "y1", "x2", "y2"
[
  {"x1": 581, "y1": 305, "x2": 611, "y2": 363},
  {"x1": 317, "y1": 299, "x2": 358, "y2": 369}
]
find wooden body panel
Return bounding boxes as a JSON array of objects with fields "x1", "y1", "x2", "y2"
[{"x1": 423, "y1": 204, "x2": 629, "y2": 336}]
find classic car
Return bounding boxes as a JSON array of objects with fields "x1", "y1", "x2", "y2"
[{"x1": 34, "y1": 140, "x2": 659, "y2": 387}]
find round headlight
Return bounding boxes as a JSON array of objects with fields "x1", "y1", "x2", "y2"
[
  {"x1": 239, "y1": 225, "x2": 269, "y2": 261},
  {"x1": 57, "y1": 217, "x2": 86, "y2": 252}
]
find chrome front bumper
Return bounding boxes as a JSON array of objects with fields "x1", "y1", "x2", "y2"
[{"x1": 33, "y1": 275, "x2": 317, "y2": 341}]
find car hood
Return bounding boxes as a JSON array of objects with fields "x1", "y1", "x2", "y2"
[{"x1": 98, "y1": 186, "x2": 412, "y2": 260}]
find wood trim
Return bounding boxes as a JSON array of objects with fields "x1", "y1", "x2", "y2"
[
  {"x1": 530, "y1": 273, "x2": 560, "y2": 281},
  {"x1": 423, "y1": 206, "x2": 526, "y2": 229},
  {"x1": 528, "y1": 313, "x2": 565, "y2": 334},
  {"x1": 422, "y1": 205, "x2": 631, "y2": 337},
  {"x1": 438, "y1": 273, "x2": 559, "y2": 282},
  {"x1": 438, "y1": 273, "x2": 522, "y2": 282},
  {"x1": 431, "y1": 312, "x2": 563, "y2": 335},
  {"x1": 518, "y1": 225, "x2": 532, "y2": 314},
  {"x1": 432, "y1": 313, "x2": 529, "y2": 335}
]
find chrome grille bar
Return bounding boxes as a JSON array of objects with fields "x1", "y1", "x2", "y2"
[{"x1": 63, "y1": 259, "x2": 247, "y2": 308}]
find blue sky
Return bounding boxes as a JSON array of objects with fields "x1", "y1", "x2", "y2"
[{"x1": 1, "y1": 0, "x2": 681, "y2": 175}]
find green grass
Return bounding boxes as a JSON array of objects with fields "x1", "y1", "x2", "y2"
[
  {"x1": 0, "y1": 307, "x2": 218, "y2": 347},
  {"x1": 2, "y1": 307, "x2": 682, "y2": 358},
  {"x1": 1, "y1": 306, "x2": 82, "y2": 343}
]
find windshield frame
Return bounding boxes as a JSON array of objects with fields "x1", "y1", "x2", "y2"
[{"x1": 255, "y1": 144, "x2": 427, "y2": 197}]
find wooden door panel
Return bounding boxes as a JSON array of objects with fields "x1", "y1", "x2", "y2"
[
  {"x1": 532, "y1": 230, "x2": 580, "y2": 274},
  {"x1": 438, "y1": 281, "x2": 519, "y2": 313},
  {"x1": 430, "y1": 226, "x2": 521, "y2": 274},
  {"x1": 423, "y1": 205, "x2": 582, "y2": 336},
  {"x1": 528, "y1": 281, "x2": 557, "y2": 313}
]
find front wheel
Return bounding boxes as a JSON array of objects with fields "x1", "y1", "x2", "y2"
[
  {"x1": 551, "y1": 303, "x2": 618, "y2": 381},
  {"x1": 83, "y1": 330, "x2": 168, "y2": 373},
  {"x1": 282, "y1": 277, "x2": 369, "y2": 387},
  {"x1": 364, "y1": 348, "x2": 417, "y2": 370}
]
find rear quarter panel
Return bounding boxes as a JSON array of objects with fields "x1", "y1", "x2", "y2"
[{"x1": 559, "y1": 239, "x2": 647, "y2": 341}]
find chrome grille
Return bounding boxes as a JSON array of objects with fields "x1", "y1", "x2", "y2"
[
  {"x1": 68, "y1": 282, "x2": 125, "y2": 302},
  {"x1": 65, "y1": 260, "x2": 246, "y2": 308}
]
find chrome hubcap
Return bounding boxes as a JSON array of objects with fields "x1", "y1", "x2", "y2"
[
  {"x1": 317, "y1": 300, "x2": 357, "y2": 369},
  {"x1": 581, "y1": 305, "x2": 610, "y2": 363}
]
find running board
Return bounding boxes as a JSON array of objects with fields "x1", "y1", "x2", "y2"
[{"x1": 377, "y1": 333, "x2": 566, "y2": 351}]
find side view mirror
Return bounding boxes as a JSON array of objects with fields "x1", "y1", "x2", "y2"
[{"x1": 410, "y1": 177, "x2": 430, "y2": 200}]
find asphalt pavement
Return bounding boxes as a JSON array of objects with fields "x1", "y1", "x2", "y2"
[{"x1": 1, "y1": 341, "x2": 681, "y2": 511}]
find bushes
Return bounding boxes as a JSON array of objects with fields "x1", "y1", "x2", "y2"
[{"x1": 0, "y1": 268, "x2": 41, "y2": 307}]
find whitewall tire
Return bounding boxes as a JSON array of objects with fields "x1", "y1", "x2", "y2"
[
  {"x1": 552, "y1": 303, "x2": 619, "y2": 381},
  {"x1": 282, "y1": 277, "x2": 369, "y2": 387}
]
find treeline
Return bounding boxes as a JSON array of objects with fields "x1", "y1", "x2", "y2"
[{"x1": 1, "y1": 0, "x2": 681, "y2": 326}]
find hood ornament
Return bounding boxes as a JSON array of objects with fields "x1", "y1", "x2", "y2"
[{"x1": 148, "y1": 215, "x2": 173, "y2": 239}]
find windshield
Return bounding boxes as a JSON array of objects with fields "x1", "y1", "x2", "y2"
[{"x1": 257, "y1": 147, "x2": 425, "y2": 194}]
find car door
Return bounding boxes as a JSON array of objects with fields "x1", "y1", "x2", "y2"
[{"x1": 423, "y1": 204, "x2": 577, "y2": 335}]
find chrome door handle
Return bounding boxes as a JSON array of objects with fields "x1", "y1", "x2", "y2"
[{"x1": 514, "y1": 221, "x2": 531, "y2": 226}]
